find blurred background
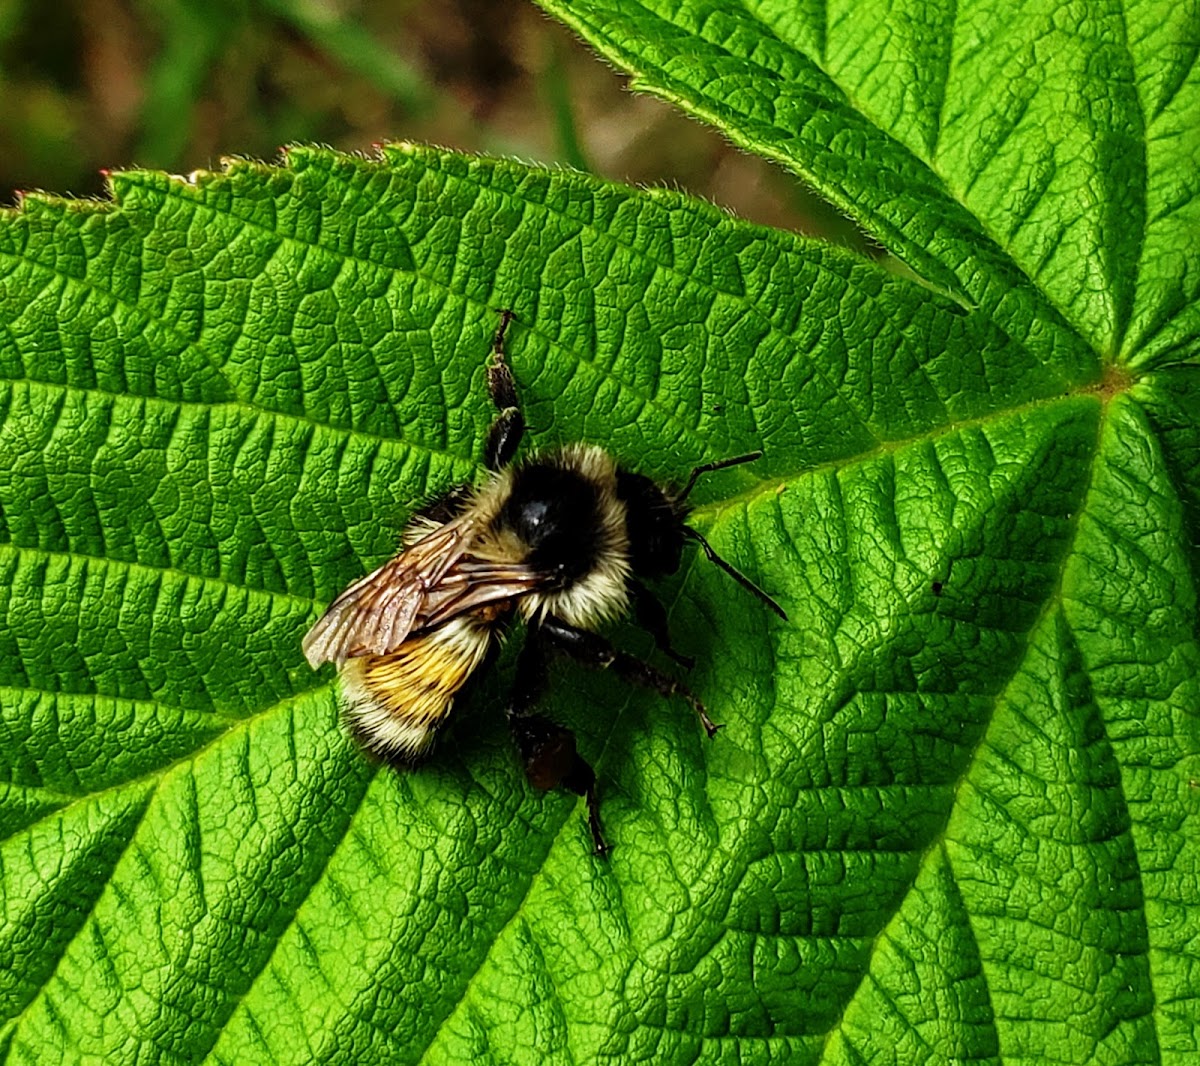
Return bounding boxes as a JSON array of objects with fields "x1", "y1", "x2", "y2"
[{"x1": 0, "y1": 0, "x2": 872, "y2": 251}]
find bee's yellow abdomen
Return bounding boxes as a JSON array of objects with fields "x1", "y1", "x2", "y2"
[{"x1": 338, "y1": 617, "x2": 493, "y2": 759}]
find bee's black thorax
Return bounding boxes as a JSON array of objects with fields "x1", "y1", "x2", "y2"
[
  {"x1": 615, "y1": 470, "x2": 687, "y2": 579},
  {"x1": 500, "y1": 461, "x2": 605, "y2": 586}
]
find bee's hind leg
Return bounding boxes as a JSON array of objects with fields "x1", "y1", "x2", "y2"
[
  {"x1": 484, "y1": 309, "x2": 525, "y2": 471},
  {"x1": 506, "y1": 633, "x2": 610, "y2": 856},
  {"x1": 539, "y1": 616, "x2": 721, "y2": 738}
]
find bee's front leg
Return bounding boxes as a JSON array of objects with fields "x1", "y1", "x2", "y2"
[
  {"x1": 506, "y1": 633, "x2": 610, "y2": 856},
  {"x1": 484, "y1": 309, "x2": 525, "y2": 471}
]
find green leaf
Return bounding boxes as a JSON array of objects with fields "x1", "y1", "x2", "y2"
[
  {"x1": 0, "y1": 7, "x2": 1197, "y2": 1059},
  {"x1": 536, "y1": 0, "x2": 1200, "y2": 373}
]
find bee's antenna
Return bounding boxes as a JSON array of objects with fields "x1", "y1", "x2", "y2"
[
  {"x1": 682, "y1": 526, "x2": 788, "y2": 620},
  {"x1": 678, "y1": 450, "x2": 764, "y2": 503}
]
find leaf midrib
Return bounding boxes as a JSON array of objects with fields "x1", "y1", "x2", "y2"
[
  {"x1": 1, "y1": 352, "x2": 482, "y2": 467},
  {"x1": 698, "y1": 382, "x2": 1116, "y2": 522}
]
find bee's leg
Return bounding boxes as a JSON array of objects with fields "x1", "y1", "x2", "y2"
[
  {"x1": 506, "y1": 628, "x2": 549, "y2": 717},
  {"x1": 506, "y1": 634, "x2": 609, "y2": 856},
  {"x1": 628, "y1": 581, "x2": 695, "y2": 670},
  {"x1": 540, "y1": 616, "x2": 721, "y2": 738},
  {"x1": 508, "y1": 714, "x2": 608, "y2": 857},
  {"x1": 416, "y1": 482, "x2": 473, "y2": 524},
  {"x1": 484, "y1": 309, "x2": 525, "y2": 471}
]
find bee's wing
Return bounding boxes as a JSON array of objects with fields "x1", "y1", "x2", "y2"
[
  {"x1": 303, "y1": 515, "x2": 478, "y2": 667},
  {"x1": 302, "y1": 517, "x2": 546, "y2": 667},
  {"x1": 415, "y1": 559, "x2": 549, "y2": 631}
]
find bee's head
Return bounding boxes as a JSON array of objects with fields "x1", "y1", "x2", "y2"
[
  {"x1": 620, "y1": 452, "x2": 788, "y2": 620},
  {"x1": 615, "y1": 470, "x2": 689, "y2": 579}
]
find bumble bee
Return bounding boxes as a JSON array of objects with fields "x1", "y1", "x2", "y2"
[{"x1": 303, "y1": 311, "x2": 786, "y2": 854}]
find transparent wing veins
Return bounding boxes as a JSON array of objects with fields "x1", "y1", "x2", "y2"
[{"x1": 302, "y1": 514, "x2": 544, "y2": 666}]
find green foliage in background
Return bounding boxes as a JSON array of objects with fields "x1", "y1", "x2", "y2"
[{"x1": 1, "y1": 1, "x2": 1198, "y2": 1064}]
